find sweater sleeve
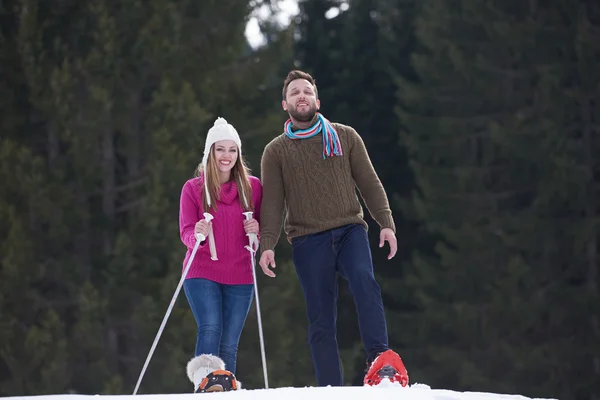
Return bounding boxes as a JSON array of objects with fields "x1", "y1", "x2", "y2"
[
  {"x1": 250, "y1": 176, "x2": 263, "y2": 242},
  {"x1": 259, "y1": 142, "x2": 285, "y2": 253},
  {"x1": 347, "y1": 127, "x2": 396, "y2": 232},
  {"x1": 179, "y1": 180, "x2": 206, "y2": 249},
  {"x1": 251, "y1": 176, "x2": 263, "y2": 224}
]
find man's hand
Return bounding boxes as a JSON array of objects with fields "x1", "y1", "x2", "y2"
[
  {"x1": 259, "y1": 250, "x2": 277, "y2": 277},
  {"x1": 379, "y1": 228, "x2": 397, "y2": 260}
]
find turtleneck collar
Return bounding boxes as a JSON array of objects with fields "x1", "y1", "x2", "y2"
[
  {"x1": 218, "y1": 179, "x2": 239, "y2": 205},
  {"x1": 197, "y1": 174, "x2": 239, "y2": 205}
]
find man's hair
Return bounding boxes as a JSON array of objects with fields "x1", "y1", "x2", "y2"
[{"x1": 282, "y1": 70, "x2": 318, "y2": 100}]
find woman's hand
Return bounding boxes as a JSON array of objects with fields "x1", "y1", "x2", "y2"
[
  {"x1": 243, "y1": 218, "x2": 259, "y2": 235},
  {"x1": 194, "y1": 219, "x2": 211, "y2": 240}
]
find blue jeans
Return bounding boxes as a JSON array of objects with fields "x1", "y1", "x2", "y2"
[
  {"x1": 183, "y1": 278, "x2": 254, "y2": 375},
  {"x1": 291, "y1": 224, "x2": 389, "y2": 386}
]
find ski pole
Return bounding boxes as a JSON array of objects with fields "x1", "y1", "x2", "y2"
[
  {"x1": 133, "y1": 214, "x2": 214, "y2": 395},
  {"x1": 243, "y1": 211, "x2": 269, "y2": 389}
]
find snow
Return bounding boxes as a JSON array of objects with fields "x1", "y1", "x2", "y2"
[{"x1": 5, "y1": 382, "x2": 557, "y2": 400}]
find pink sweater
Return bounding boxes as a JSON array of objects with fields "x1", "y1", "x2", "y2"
[{"x1": 179, "y1": 175, "x2": 262, "y2": 285}]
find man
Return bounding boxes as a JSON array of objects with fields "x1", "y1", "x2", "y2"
[{"x1": 258, "y1": 70, "x2": 408, "y2": 387}]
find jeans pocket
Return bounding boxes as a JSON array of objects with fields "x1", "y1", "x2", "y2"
[{"x1": 291, "y1": 235, "x2": 309, "y2": 248}]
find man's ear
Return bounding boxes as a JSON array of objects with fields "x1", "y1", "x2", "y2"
[
  {"x1": 282, "y1": 100, "x2": 288, "y2": 111},
  {"x1": 316, "y1": 98, "x2": 320, "y2": 110}
]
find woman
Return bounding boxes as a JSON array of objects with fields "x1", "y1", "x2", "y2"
[{"x1": 179, "y1": 117, "x2": 262, "y2": 378}]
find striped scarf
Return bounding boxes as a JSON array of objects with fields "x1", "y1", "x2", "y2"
[{"x1": 284, "y1": 113, "x2": 343, "y2": 158}]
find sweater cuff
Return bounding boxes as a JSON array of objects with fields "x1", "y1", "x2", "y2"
[
  {"x1": 259, "y1": 235, "x2": 278, "y2": 253},
  {"x1": 191, "y1": 237, "x2": 207, "y2": 250},
  {"x1": 376, "y1": 213, "x2": 396, "y2": 233}
]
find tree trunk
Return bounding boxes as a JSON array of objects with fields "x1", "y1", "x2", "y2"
[
  {"x1": 127, "y1": 91, "x2": 141, "y2": 179},
  {"x1": 102, "y1": 114, "x2": 115, "y2": 256},
  {"x1": 578, "y1": 10, "x2": 599, "y2": 392}
]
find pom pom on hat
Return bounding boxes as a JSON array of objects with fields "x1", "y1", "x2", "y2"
[{"x1": 213, "y1": 117, "x2": 227, "y2": 126}]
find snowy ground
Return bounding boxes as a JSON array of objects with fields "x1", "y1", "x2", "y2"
[{"x1": 5, "y1": 383, "x2": 557, "y2": 400}]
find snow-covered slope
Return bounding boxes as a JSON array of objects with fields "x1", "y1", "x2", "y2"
[{"x1": 6, "y1": 383, "x2": 557, "y2": 400}]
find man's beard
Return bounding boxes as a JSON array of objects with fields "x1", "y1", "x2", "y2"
[{"x1": 288, "y1": 105, "x2": 317, "y2": 122}]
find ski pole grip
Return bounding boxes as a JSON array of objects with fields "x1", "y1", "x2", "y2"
[
  {"x1": 243, "y1": 212, "x2": 259, "y2": 251},
  {"x1": 203, "y1": 213, "x2": 218, "y2": 260},
  {"x1": 194, "y1": 213, "x2": 213, "y2": 243}
]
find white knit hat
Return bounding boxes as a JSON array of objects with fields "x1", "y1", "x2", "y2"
[{"x1": 201, "y1": 117, "x2": 247, "y2": 208}]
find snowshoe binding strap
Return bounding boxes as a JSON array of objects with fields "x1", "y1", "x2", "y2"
[{"x1": 195, "y1": 370, "x2": 238, "y2": 393}]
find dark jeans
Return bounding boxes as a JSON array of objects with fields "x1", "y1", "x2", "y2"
[
  {"x1": 184, "y1": 278, "x2": 254, "y2": 375},
  {"x1": 291, "y1": 223, "x2": 389, "y2": 386}
]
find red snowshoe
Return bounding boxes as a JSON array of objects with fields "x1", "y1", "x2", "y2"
[
  {"x1": 195, "y1": 370, "x2": 238, "y2": 393},
  {"x1": 363, "y1": 349, "x2": 409, "y2": 387}
]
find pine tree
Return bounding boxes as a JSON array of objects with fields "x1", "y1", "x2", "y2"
[
  {"x1": 294, "y1": 0, "x2": 347, "y2": 107},
  {"x1": 398, "y1": 0, "x2": 600, "y2": 398},
  {"x1": 0, "y1": 0, "x2": 294, "y2": 394}
]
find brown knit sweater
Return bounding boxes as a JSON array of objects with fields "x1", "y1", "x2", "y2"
[{"x1": 259, "y1": 119, "x2": 395, "y2": 253}]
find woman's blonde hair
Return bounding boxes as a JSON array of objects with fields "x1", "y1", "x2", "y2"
[{"x1": 195, "y1": 144, "x2": 253, "y2": 213}]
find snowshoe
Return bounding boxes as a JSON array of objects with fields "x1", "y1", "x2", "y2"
[
  {"x1": 187, "y1": 354, "x2": 239, "y2": 393},
  {"x1": 363, "y1": 349, "x2": 409, "y2": 387},
  {"x1": 195, "y1": 369, "x2": 238, "y2": 393}
]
